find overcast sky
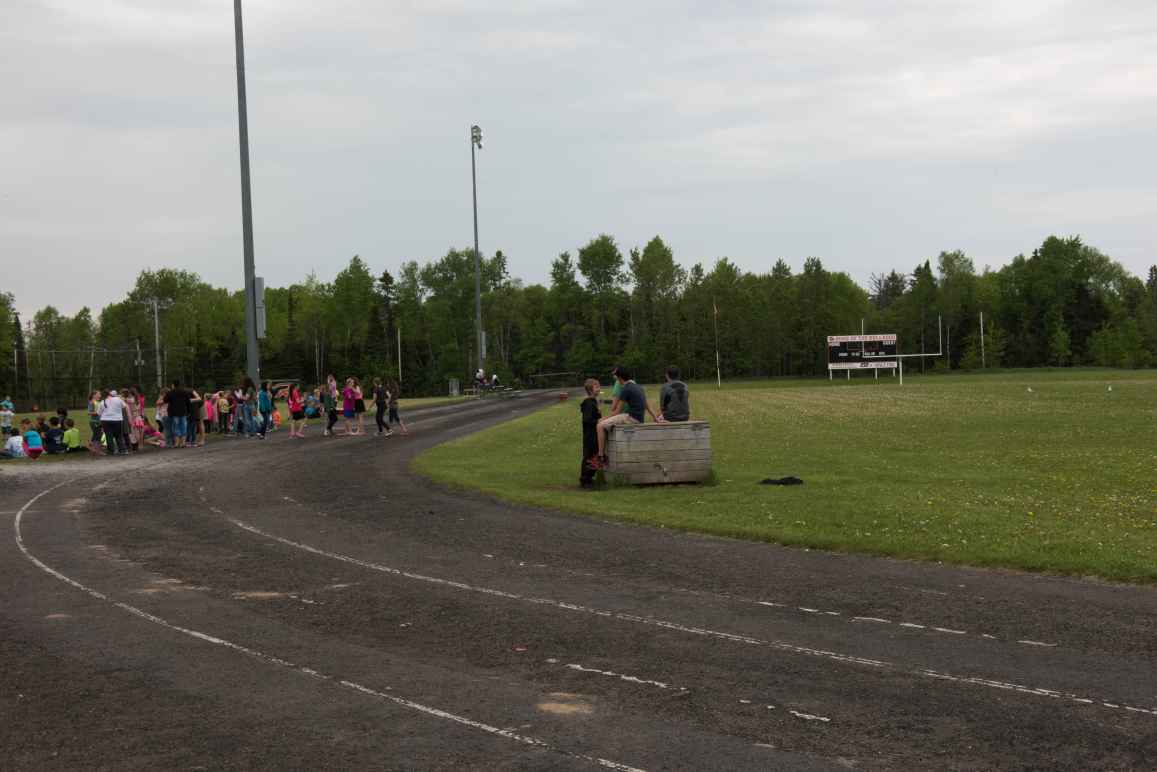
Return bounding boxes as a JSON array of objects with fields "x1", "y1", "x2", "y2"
[{"x1": 5, "y1": 0, "x2": 1156, "y2": 320}]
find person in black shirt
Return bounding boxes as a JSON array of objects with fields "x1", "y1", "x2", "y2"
[
  {"x1": 163, "y1": 380, "x2": 192, "y2": 448},
  {"x1": 579, "y1": 378, "x2": 602, "y2": 488},
  {"x1": 43, "y1": 416, "x2": 66, "y2": 454},
  {"x1": 371, "y1": 378, "x2": 392, "y2": 437},
  {"x1": 658, "y1": 365, "x2": 691, "y2": 422}
]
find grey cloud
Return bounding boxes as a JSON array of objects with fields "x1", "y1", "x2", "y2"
[{"x1": 3, "y1": 0, "x2": 1155, "y2": 321}]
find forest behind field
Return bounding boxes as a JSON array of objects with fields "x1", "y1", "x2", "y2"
[{"x1": 2, "y1": 233, "x2": 1155, "y2": 405}]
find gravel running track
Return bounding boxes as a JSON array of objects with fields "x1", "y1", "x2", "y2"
[{"x1": 3, "y1": 392, "x2": 1155, "y2": 771}]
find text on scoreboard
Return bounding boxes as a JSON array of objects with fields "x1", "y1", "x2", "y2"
[{"x1": 827, "y1": 334, "x2": 898, "y2": 369}]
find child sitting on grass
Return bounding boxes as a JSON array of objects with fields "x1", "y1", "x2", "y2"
[
  {"x1": 63, "y1": 418, "x2": 84, "y2": 453},
  {"x1": 2, "y1": 427, "x2": 25, "y2": 459},
  {"x1": 43, "y1": 416, "x2": 66, "y2": 454},
  {"x1": 580, "y1": 378, "x2": 602, "y2": 489},
  {"x1": 22, "y1": 418, "x2": 44, "y2": 460}
]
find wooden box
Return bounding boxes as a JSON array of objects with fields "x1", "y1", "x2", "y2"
[{"x1": 606, "y1": 420, "x2": 712, "y2": 485}]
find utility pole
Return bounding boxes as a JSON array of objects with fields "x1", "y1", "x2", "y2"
[
  {"x1": 137, "y1": 297, "x2": 171, "y2": 393},
  {"x1": 135, "y1": 339, "x2": 144, "y2": 387},
  {"x1": 87, "y1": 345, "x2": 96, "y2": 398},
  {"x1": 470, "y1": 124, "x2": 484, "y2": 373},
  {"x1": 234, "y1": 0, "x2": 261, "y2": 384},
  {"x1": 151, "y1": 299, "x2": 167, "y2": 391}
]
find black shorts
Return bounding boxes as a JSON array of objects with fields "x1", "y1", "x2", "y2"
[
  {"x1": 355, "y1": 399, "x2": 366, "y2": 414},
  {"x1": 291, "y1": 409, "x2": 305, "y2": 421}
]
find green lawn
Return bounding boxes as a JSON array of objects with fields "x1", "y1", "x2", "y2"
[{"x1": 414, "y1": 370, "x2": 1157, "y2": 583}]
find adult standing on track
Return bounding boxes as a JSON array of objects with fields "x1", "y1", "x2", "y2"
[
  {"x1": 99, "y1": 389, "x2": 127, "y2": 456},
  {"x1": 324, "y1": 374, "x2": 340, "y2": 436},
  {"x1": 164, "y1": 380, "x2": 192, "y2": 449},
  {"x1": 123, "y1": 388, "x2": 141, "y2": 452},
  {"x1": 353, "y1": 378, "x2": 367, "y2": 435},
  {"x1": 155, "y1": 389, "x2": 170, "y2": 443},
  {"x1": 341, "y1": 378, "x2": 359, "y2": 436},
  {"x1": 187, "y1": 389, "x2": 204, "y2": 447},
  {"x1": 387, "y1": 379, "x2": 408, "y2": 435},
  {"x1": 258, "y1": 382, "x2": 273, "y2": 438},
  {"x1": 241, "y1": 377, "x2": 259, "y2": 438},
  {"x1": 371, "y1": 378, "x2": 392, "y2": 437},
  {"x1": 87, "y1": 390, "x2": 104, "y2": 448}
]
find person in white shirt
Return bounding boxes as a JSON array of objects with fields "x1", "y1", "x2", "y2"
[
  {"x1": 1, "y1": 428, "x2": 25, "y2": 459},
  {"x1": 99, "y1": 389, "x2": 128, "y2": 455},
  {"x1": 0, "y1": 406, "x2": 13, "y2": 432}
]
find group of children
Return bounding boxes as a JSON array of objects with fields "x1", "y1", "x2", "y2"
[
  {"x1": 0, "y1": 374, "x2": 411, "y2": 462},
  {"x1": 312, "y1": 376, "x2": 407, "y2": 438},
  {"x1": 1, "y1": 397, "x2": 86, "y2": 460}
]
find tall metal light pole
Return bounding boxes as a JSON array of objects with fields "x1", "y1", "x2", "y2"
[
  {"x1": 139, "y1": 297, "x2": 172, "y2": 392},
  {"x1": 234, "y1": 0, "x2": 260, "y2": 385},
  {"x1": 470, "y1": 124, "x2": 483, "y2": 373}
]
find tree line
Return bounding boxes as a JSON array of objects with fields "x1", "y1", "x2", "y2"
[{"x1": 1, "y1": 233, "x2": 1154, "y2": 407}]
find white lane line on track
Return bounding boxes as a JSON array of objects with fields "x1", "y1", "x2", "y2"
[
  {"x1": 789, "y1": 710, "x2": 832, "y2": 723},
  {"x1": 546, "y1": 659, "x2": 686, "y2": 692},
  {"x1": 12, "y1": 483, "x2": 643, "y2": 772},
  {"x1": 226, "y1": 517, "x2": 1157, "y2": 719},
  {"x1": 763, "y1": 599, "x2": 1057, "y2": 649},
  {"x1": 229, "y1": 517, "x2": 888, "y2": 669}
]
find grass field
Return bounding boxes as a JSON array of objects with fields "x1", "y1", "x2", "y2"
[{"x1": 415, "y1": 370, "x2": 1157, "y2": 583}]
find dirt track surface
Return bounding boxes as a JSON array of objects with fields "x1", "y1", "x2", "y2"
[{"x1": 3, "y1": 393, "x2": 1156, "y2": 771}]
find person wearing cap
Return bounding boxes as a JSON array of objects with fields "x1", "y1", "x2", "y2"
[{"x1": 99, "y1": 389, "x2": 128, "y2": 455}]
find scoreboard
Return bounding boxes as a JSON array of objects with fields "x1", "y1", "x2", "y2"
[{"x1": 827, "y1": 334, "x2": 898, "y2": 370}]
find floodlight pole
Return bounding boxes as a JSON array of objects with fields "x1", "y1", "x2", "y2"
[
  {"x1": 140, "y1": 297, "x2": 171, "y2": 392},
  {"x1": 234, "y1": 0, "x2": 261, "y2": 385},
  {"x1": 152, "y1": 298, "x2": 162, "y2": 389},
  {"x1": 470, "y1": 124, "x2": 484, "y2": 373}
]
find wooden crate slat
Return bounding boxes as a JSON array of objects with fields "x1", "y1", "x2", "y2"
[
  {"x1": 608, "y1": 450, "x2": 713, "y2": 463},
  {"x1": 609, "y1": 470, "x2": 710, "y2": 485},
  {"x1": 609, "y1": 439, "x2": 711, "y2": 453},
  {"x1": 611, "y1": 426, "x2": 710, "y2": 440},
  {"x1": 608, "y1": 460, "x2": 713, "y2": 474}
]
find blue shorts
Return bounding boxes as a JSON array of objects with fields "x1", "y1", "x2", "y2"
[
  {"x1": 343, "y1": 408, "x2": 355, "y2": 419},
  {"x1": 170, "y1": 415, "x2": 187, "y2": 438}
]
